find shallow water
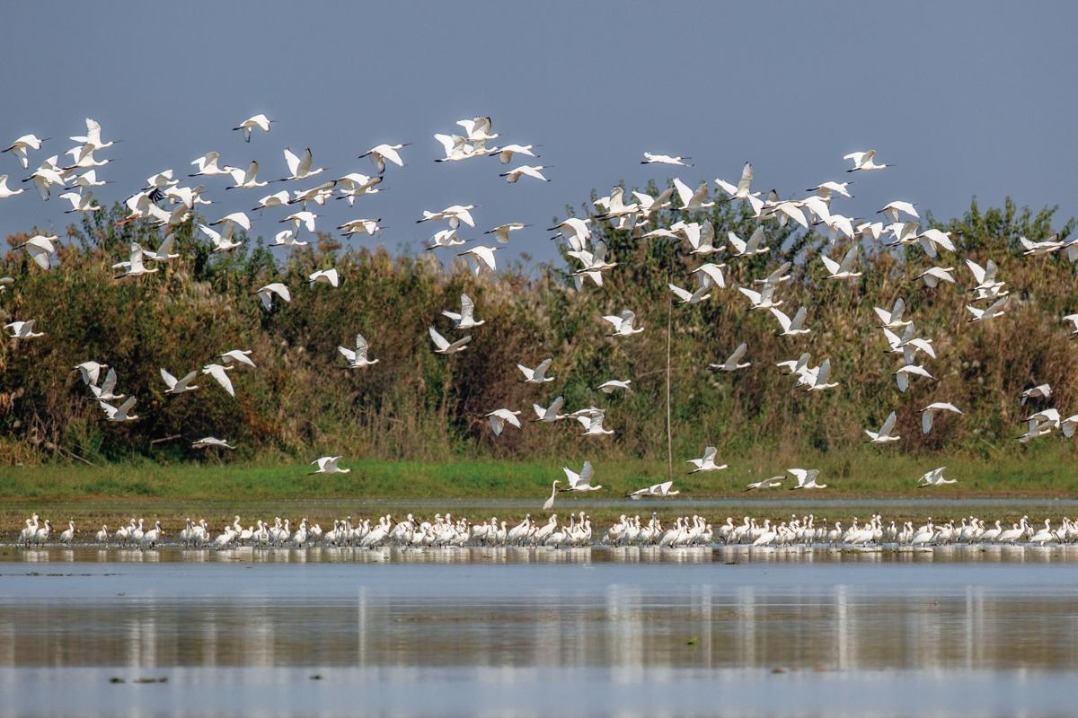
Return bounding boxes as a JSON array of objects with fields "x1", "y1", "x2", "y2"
[{"x1": 4, "y1": 547, "x2": 1078, "y2": 716}]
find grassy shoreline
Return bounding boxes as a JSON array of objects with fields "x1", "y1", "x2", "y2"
[{"x1": 2, "y1": 451, "x2": 1077, "y2": 535}]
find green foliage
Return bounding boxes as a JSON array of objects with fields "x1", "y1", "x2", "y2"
[{"x1": 1, "y1": 195, "x2": 1077, "y2": 475}]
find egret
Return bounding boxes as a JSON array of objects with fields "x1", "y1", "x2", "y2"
[
  {"x1": 443, "y1": 293, "x2": 485, "y2": 329},
  {"x1": 628, "y1": 481, "x2": 680, "y2": 499},
  {"x1": 865, "y1": 411, "x2": 900, "y2": 443},
  {"x1": 256, "y1": 282, "x2": 291, "y2": 310},
  {"x1": 642, "y1": 152, "x2": 691, "y2": 166},
  {"x1": 429, "y1": 326, "x2": 471, "y2": 355},
  {"x1": 561, "y1": 461, "x2": 602, "y2": 492},
  {"x1": 789, "y1": 468, "x2": 826, "y2": 489},
  {"x1": 100, "y1": 396, "x2": 139, "y2": 422},
  {"x1": 234, "y1": 114, "x2": 272, "y2": 142},
  {"x1": 602, "y1": 309, "x2": 644, "y2": 336},
  {"x1": 844, "y1": 149, "x2": 890, "y2": 172},
  {"x1": 487, "y1": 408, "x2": 522, "y2": 436},
  {"x1": 499, "y1": 164, "x2": 551, "y2": 183},
  {"x1": 309, "y1": 268, "x2": 340, "y2": 287},
  {"x1": 192, "y1": 437, "x2": 235, "y2": 449},
  {"x1": 339, "y1": 334, "x2": 379, "y2": 369},
  {"x1": 710, "y1": 342, "x2": 750, "y2": 372},
  {"x1": 160, "y1": 368, "x2": 200, "y2": 394},
  {"x1": 201, "y1": 363, "x2": 236, "y2": 397},
  {"x1": 359, "y1": 143, "x2": 409, "y2": 173},
  {"x1": 310, "y1": 456, "x2": 351, "y2": 474},
  {"x1": 919, "y1": 402, "x2": 963, "y2": 434},
  {"x1": 518, "y1": 358, "x2": 555, "y2": 383},
  {"x1": 687, "y1": 446, "x2": 728, "y2": 473}
]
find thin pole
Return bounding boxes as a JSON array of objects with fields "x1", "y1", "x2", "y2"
[{"x1": 666, "y1": 288, "x2": 673, "y2": 481}]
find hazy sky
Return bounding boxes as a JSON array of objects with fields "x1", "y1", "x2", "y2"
[{"x1": 3, "y1": 2, "x2": 1075, "y2": 266}]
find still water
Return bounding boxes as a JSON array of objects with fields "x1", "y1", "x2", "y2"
[{"x1": 3, "y1": 546, "x2": 1078, "y2": 717}]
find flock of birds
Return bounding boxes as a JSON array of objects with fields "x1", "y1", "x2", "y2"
[
  {"x1": 2, "y1": 111, "x2": 1076, "y2": 508},
  {"x1": 14, "y1": 511, "x2": 1078, "y2": 550}
]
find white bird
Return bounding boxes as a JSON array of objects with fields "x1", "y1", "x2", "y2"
[
  {"x1": 429, "y1": 326, "x2": 471, "y2": 355},
  {"x1": 642, "y1": 152, "x2": 691, "y2": 167},
  {"x1": 310, "y1": 456, "x2": 351, "y2": 474},
  {"x1": 966, "y1": 295, "x2": 1009, "y2": 323},
  {"x1": 234, "y1": 114, "x2": 272, "y2": 142},
  {"x1": 309, "y1": 268, "x2": 340, "y2": 287},
  {"x1": 100, "y1": 396, "x2": 139, "y2": 422},
  {"x1": 603, "y1": 309, "x2": 644, "y2": 336},
  {"x1": 874, "y1": 299, "x2": 911, "y2": 330},
  {"x1": 518, "y1": 358, "x2": 555, "y2": 384},
  {"x1": 914, "y1": 265, "x2": 957, "y2": 288},
  {"x1": 1019, "y1": 235, "x2": 1063, "y2": 256},
  {"x1": 669, "y1": 282, "x2": 711, "y2": 305},
  {"x1": 499, "y1": 164, "x2": 550, "y2": 183},
  {"x1": 201, "y1": 363, "x2": 236, "y2": 397},
  {"x1": 210, "y1": 211, "x2": 252, "y2": 232},
  {"x1": 533, "y1": 396, "x2": 566, "y2": 423},
  {"x1": 806, "y1": 180, "x2": 853, "y2": 200},
  {"x1": 192, "y1": 436, "x2": 235, "y2": 449},
  {"x1": 3, "y1": 133, "x2": 47, "y2": 169},
  {"x1": 5, "y1": 320, "x2": 44, "y2": 338},
  {"x1": 770, "y1": 306, "x2": 811, "y2": 336},
  {"x1": 19, "y1": 234, "x2": 58, "y2": 270},
  {"x1": 226, "y1": 160, "x2": 267, "y2": 190},
  {"x1": 920, "y1": 402, "x2": 963, "y2": 433},
  {"x1": 89, "y1": 368, "x2": 123, "y2": 402},
  {"x1": 458, "y1": 246, "x2": 498, "y2": 275},
  {"x1": 488, "y1": 143, "x2": 538, "y2": 164},
  {"x1": 918, "y1": 467, "x2": 956, "y2": 487},
  {"x1": 143, "y1": 234, "x2": 180, "y2": 263},
  {"x1": 281, "y1": 147, "x2": 325, "y2": 182},
  {"x1": 692, "y1": 262, "x2": 727, "y2": 290},
  {"x1": 878, "y1": 200, "x2": 919, "y2": 222},
  {"x1": 844, "y1": 149, "x2": 890, "y2": 172},
  {"x1": 1062, "y1": 314, "x2": 1078, "y2": 337},
  {"x1": 338, "y1": 218, "x2": 382, "y2": 237},
  {"x1": 788, "y1": 468, "x2": 826, "y2": 489},
  {"x1": 710, "y1": 342, "x2": 750, "y2": 372},
  {"x1": 486, "y1": 408, "x2": 522, "y2": 436},
  {"x1": 738, "y1": 284, "x2": 782, "y2": 310},
  {"x1": 113, "y1": 243, "x2": 159, "y2": 278},
  {"x1": 221, "y1": 349, "x2": 256, "y2": 368},
  {"x1": 443, "y1": 293, "x2": 485, "y2": 329},
  {"x1": 715, "y1": 162, "x2": 762, "y2": 214},
  {"x1": 190, "y1": 151, "x2": 232, "y2": 177},
  {"x1": 576, "y1": 410, "x2": 614, "y2": 437},
  {"x1": 160, "y1": 368, "x2": 199, "y2": 394},
  {"x1": 628, "y1": 481, "x2": 680, "y2": 499},
  {"x1": 542, "y1": 482, "x2": 559, "y2": 510},
  {"x1": 1021, "y1": 384, "x2": 1052, "y2": 404},
  {"x1": 256, "y1": 282, "x2": 291, "y2": 311},
  {"x1": 746, "y1": 477, "x2": 785, "y2": 491},
  {"x1": 865, "y1": 411, "x2": 901, "y2": 443},
  {"x1": 895, "y1": 364, "x2": 934, "y2": 393},
  {"x1": 283, "y1": 210, "x2": 318, "y2": 233},
  {"x1": 548, "y1": 217, "x2": 592, "y2": 248},
  {"x1": 561, "y1": 461, "x2": 601, "y2": 492},
  {"x1": 0, "y1": 173, "x2": 25, "y2": 199},
  {"x1": 687, "y1": 446, "x2": 727, "y2": 474},
  {"x1": 198, "y1": 223, "x2": 242, "y2": 254},
  {"x1": 74, "y1": 361, "x2": 108, "y2": 387},
  {"x1": 359, "y1": 143, "x2": 409, "y2": 173},
  {"x1": 727, "y1": 227, "x2": 769, "y2": 257},
  {"x1": 597, "y1": 379, "x2": 632, "y2": 394},
  {"x1": 270, "y1": 230, "x2": 307, "y2": 247},
  {"x1": 339, "y1": 334, "x2": 379, "y2": 369},
  {"x1": 672, "y1": 178, "x2": 713, "y2": 211},
  {"x1": 802, "y1": 358, "x2": 839, "y2": 391},
  {"x1": 821, "y1": 246, "x2": 862, "y2": 280},
  {"x1": 484, "y1": 222, "x2": 528, "y2": 244}
]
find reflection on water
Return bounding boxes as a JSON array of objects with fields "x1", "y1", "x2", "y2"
[
  {"x1": 5, "y1": 549, "x2": 1078, "y2": 716},
  {"x1": 3, "y1": 550, "x2": 1078, "y2": 672}
]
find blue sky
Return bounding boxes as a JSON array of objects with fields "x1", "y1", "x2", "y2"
[{"x1": 2, "y1": 2, "x2": 1075, "y2": 265}]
